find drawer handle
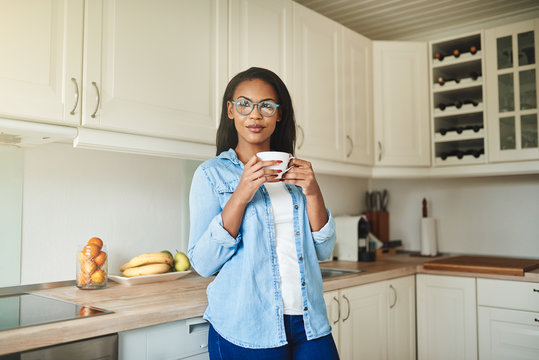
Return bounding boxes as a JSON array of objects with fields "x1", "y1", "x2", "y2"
[
  {"x1": 332, "y1": 296, "x2": 341, "y2": 324},
  {"x1": 91, "y1": 81, "x2": 101, "y2": 118},
  {"x1": 342, "y1": 294, "x2": 351, "y2": 322},
  {"x1": 389, "y1": 284, "x2": 397, "y2": 309},
  {"x1": 70, "y1": 77, "x2": 79, "y2": 115}
]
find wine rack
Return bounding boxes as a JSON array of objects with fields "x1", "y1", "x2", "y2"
[{"x1": 430, "y1": 32, "x2": 487, "y2": 166}]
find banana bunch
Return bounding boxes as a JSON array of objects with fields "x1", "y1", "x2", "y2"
[{"x1": 120, "y1": 252, "x2": 173, "y2": 277}]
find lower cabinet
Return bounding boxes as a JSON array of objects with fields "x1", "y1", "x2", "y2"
[
  {"x1": 118, "y1": 317, "x2": 209, "y2": 360},
  {"x1": 325, "y1": 275, "x2": 416, "y2": 360},
  {"x1": 416, "y1": 274, "x2": 477, "y2": 360},
  {"x1": 477, "y1": 278, "x2": 539, "y2": 360}
]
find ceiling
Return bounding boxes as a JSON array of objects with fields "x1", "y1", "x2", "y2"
[{"x1": 293, "y1": 0, "x2": 539, "y2": 41}]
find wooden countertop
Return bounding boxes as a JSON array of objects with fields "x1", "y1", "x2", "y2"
[{"x1": 2, "y1": 254, "x2": 538, "y2": 355}]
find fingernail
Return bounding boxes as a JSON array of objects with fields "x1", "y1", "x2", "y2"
[
  {"x1": 276, "y1": 160, "x2": 283, "y2": 163},
  {"x1": 276, "y1": 170, "x2": 282, "y2": 173}
]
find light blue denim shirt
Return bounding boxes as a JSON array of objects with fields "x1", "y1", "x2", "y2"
[{"x1": 188, "y1": 149, "x2": 336, "y2": 349}]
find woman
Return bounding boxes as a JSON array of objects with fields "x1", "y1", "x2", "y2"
[{"x1": 188, "y1": 67, "x2": 339, "y2": 359}]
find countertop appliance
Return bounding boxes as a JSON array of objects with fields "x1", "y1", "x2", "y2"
[
  {"x1": 334, "y1": 215, "x2": 369, "y2": 261},
  {"x1": 0, "y1": 293, "x2": 112, "y2": 332}
]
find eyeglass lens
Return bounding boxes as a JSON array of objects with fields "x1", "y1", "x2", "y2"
[{"x1": 235, "y1": 99, "x2": 277, "y2": 116}]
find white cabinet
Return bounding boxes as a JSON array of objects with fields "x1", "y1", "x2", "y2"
[
  {"x1": 327, "y1": 275, "x2": 415, "y2": 360},
  {"x1": 0, "y1": 0, "x2": 83, "y2": 125},
  {"x1": 293, "y1": 3, "x2": 342, "y2": 161},
  {"x1": 119, "y1": 317, "x2": 209, "y2": 360},
  {"x1": 416, "y1": 274, "x2": 477, "y2": 360},
  {"x1": 485, "y1": 18, "x2": 539, "y2": 162},
  {"x1": 477, "y1": 278, "x2": 539, "y2": 359},
  {"x1": 83, "y1": 0, "x2": 227, "y2": 144},
  {"x1": 229, "y1": 0, "x2": 292, "y2": 83},
  {"x1": 342, "y1": 27, "x2": 374, "y2": 165},
  {"x1": 373, "y1": 41, "x2": 431, "y2": 167}
]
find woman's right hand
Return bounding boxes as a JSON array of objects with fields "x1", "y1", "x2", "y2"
[{"x1": 235, "y1": 155, "x2": 281, "y2": 204}]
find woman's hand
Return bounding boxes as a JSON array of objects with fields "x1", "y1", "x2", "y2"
[
  {"x1": 281, "y1": 157, "x2": 321, "y2": 197},
  {"x1": 281, "y1": 157, "x2": 328, "y2": 231},
  {"x1": 234, "y1": 155, "x2": 281, "y2": 204}
]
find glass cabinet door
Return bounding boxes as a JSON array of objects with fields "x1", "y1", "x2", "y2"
[{"x1": 487, "y1": 19, "x2": 539, "y2": 162}]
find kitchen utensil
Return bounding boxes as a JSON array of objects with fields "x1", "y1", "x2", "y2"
[
  {"x1": 370, "y1": 191, "x2": 381, "y2": 211},
  {"x1": 381, "y1": 190, "x2": 389, "y2": 211},
  {"x1": 365, "y1": 191, "x2": 372, "y2": 211}
]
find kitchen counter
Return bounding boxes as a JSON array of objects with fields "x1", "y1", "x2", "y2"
[{"x1": 2, "y1": 253, "x2": 538, "y2": 355}]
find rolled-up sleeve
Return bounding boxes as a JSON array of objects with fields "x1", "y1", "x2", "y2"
[
  {"x1": 312, "y1": 209, "x2": 336, "y2": 261},
  {"x1": 188, "y1": 166, "x2": 240, "y2": 277}
]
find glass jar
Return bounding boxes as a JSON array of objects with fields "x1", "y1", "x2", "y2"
[{"x1": 76, "y1": 238, "x2": 108, "y2": 290}]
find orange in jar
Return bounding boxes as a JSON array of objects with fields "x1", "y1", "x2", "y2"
[
  {"x1": 77, "y1": 272, "x2": 91, "y2": 286},
  {"x1": 87, "y1": 237, "x2": 103, "y2": 249},
  {"x1": 91, "y1": 269, "x2": 106, "y2": 284},
  {"x1": 94, "y1": 251, "x2": 107, "y2": 267},
  {"x1": 82, "y1": 244, "x2": 100, "y2": 259},
  {"x1": 81, "y1": 259, "x2": 97, "y2": 274}
]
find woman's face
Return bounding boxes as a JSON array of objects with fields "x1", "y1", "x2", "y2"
[{"x1": 227, "y1": 78, "x2": 280, "y2": 151}]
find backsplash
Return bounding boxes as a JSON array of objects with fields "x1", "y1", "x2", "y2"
[{"x1": 3, "y1": 142, "x2": 538, "y2": 285}]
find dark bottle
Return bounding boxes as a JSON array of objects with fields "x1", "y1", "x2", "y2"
[
  {"x1": 453, "y1": 49, "x2": 460, "y2": 58},
  {"x1": 439, "y1": 128, "x2": 447, "y2": 135},
  {"x1": 463, "y1": 99, "x2": 479, "y2": 106},
  {"x1": 438, "y1": 103, "x2": 447, "y2": 111},
  {"x1": 454, "y1": 100, "x2": 463, "y2": 109},
  {"x1": 470, "y1": 45, "x2": 478, "y2": 54},
  {"x1": 470, "y1": 72, "x2": 479, "y2": 80},
  {"x1": 434, "y1": 51, "x2": 444, "y2": 61},
  {"x1": 437, "y1": 76, "x2": 460, "y2": 86}
]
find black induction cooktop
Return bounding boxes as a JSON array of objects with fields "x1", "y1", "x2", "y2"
[{"x1": 0, "y1": 293, "x2": 112, "y2": 331}]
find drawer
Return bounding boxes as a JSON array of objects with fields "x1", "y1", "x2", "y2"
[
  {"x1": 119, "y1": 317, "x2": 209, "y2": 360},
  {"x1": 477, "y1": 278, "x2": 539, "y2": 312}
]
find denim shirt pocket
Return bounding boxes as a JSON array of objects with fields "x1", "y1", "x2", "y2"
[{"x1": 214, "y1": 178, "x2": 256, "y2": 220}]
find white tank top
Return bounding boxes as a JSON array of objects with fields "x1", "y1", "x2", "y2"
[{"x1": 264, "y1": 182, "x2": 303, "y2": 315}]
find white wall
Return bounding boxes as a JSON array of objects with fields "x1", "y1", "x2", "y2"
[
  {"x1": 372, "y1": 175, "x2": 539, "y2": 258},
  {"x1": 19, "y1": 143, "x2": 199, "y2": 284}
]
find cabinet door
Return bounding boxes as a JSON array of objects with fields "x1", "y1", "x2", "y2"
[
  {"x1": 340, "y1": 281, "x2": 387, "y2": 360},
  {"x1": 373, "y1": 41, "x2": 431, "y2": 166},
  {"x1": 83, "y1": 0, "x2": 227, "y2": 144},
  {"x1": 486, "y1": 19, "x2": 539, "y2": 162},
  {"x1": 416, "y1": 274, "x2": 477, "y2": 360},
  {"x1": 342, "y1": 27, "x2": 373, "y2": 165},
  {"x1": 0, "y1": 0, "x2": 83, "y2": 125},
  {"x1": 478, "y1": 306, "x2": 539, "y2": 360},
  {"x1": 229, "y1": 0, "x2": 292, "y2": 84},
  {"x1": 323, "y1": 290, "x2": 341, "y2": 353},
  {"x1": 293, "y1": 3, "x2": 342, "y2": 161},
  {"x1": 388, "y1": 275, "x2": 416, "y2": 360}
]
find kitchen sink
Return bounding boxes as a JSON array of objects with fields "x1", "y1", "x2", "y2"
[{"x1": 319, "y1": 267, "x2": 364, "y2": 279}]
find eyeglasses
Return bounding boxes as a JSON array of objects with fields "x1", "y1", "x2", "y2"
[{"x1": 231, "y1": 98, "x2": 279, "y2": 117}]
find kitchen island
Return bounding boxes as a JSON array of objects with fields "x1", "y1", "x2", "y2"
[{"x1": 1, "y1": 253, "x2": 538, "y2": 355}]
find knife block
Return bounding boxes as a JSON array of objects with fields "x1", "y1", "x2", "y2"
[{"x1": 364, "y1": 211, "x2": 389, "y2": 243}]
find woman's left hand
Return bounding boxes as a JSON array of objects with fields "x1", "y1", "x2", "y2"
[{"x1": 281, "y1": 157, "x2": 322, "y2": 197}]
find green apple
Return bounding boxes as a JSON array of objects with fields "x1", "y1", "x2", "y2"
[
  {"x1": 174, "y1": 251, "x2": 191, "y2": 272},
  {"x1": 160, "y1": 250, "x2": 173, "y2": 258}
]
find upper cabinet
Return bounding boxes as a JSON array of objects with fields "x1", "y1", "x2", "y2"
[
  {"x1": 485, "y1": 19, "x2": 539, "y2": 162},
  {"x1": 292, "y1": 3, "x2": 373, "y2": 166},
  {"x1": 229, "y1": 0, "x2": 292, "y2": 83},
  {"x1": 342, "y1": 27, "x2": 374, "y2": 165},
  {"x1": 373, "y1": 41, "x2": 431, "y2": 167},
  {"x1": 293, "y1": 3, "x2": 342, "y2": 161},
  {"x1": 0, "y1": 0, "x2": 83, "y2": 125},
  {"x1": 83, "y1": 0, "x2": 227, "y2": 144}
]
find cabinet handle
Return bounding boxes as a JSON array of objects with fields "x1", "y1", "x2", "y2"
[
  {"x1": 342, "y1": 294, "x2": 351, "y2": 322},
  {"x1": 297, "y1": 125, "x2": 305, "y2": 149},
  {"x1": 346, "y1": 135, "x2": 353, "y2": 157},
  {"x1": 70, "y1": 78, "x2": 79, "y2": 115},
  {"x1": 332, "y1": 296, "x2": 341, "y2": 324},
  {"x1": 533, "y1": 288, "x2": 539, "y2": 293},
  {"x1": 535, "y1": 318, "x2": 539, "y2": 323},
  {"x1": 91, "y1": 81, "x2": 101, "y2": 118},
  {"x1": 378, "y1": 141, "x2": 383, "y2": 162},
  {"x1": 389, "y1": 284, "x2": 397, "y2": 309}
]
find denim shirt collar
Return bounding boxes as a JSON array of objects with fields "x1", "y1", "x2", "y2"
[{"x1": 217, "y1": 148, "x2": 242, "y2": 166}]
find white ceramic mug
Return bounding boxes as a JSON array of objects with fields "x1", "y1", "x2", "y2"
[{"x1": 256, "y1": 151, "x2": 294, "y2": 179}]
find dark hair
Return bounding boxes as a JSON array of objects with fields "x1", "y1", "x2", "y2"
[{"x1": 216, "y1": 67, "x2": 296, "y2": 155}]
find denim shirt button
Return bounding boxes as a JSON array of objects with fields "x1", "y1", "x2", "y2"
[
  {"x1": 302, "y1": 281, "x2": 306, "y2": 286},
  {"x1": 299, "y1": 256, "x2": 303, "y2": 261},
  {"x1": 294, "y1": 205, "x2": 298, "y2": 210},
  {"x1": 295, "y1": 231, "x2": 300, "y2": 235},
  {"x1": 304, "y1": 306, "x2": 308, "y2": 311}
]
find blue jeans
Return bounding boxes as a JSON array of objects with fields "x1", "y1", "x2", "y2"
[{"x1": 208, "y1": 315, "x2": 340, "y2": 360}]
